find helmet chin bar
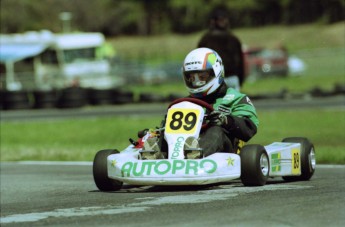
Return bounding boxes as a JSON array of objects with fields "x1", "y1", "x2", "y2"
[{"x1": 189, "y1": 83, "x2": 215, "y2": 97}]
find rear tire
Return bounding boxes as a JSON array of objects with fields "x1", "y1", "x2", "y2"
[
  {"x1": 93, "y1": 149, "x2": 123, "y2": 191},
  {"x1": 240, "y1": 144, "x2": 269, "y2": 186},
  {"x1": 282, "y1": 137, "x2": 316, "y2": 181}
]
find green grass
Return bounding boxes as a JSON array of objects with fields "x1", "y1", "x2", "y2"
[
  {"x1": 1, "y1": 108, "x2": 344, "y2": 164},
  {"x1": 113, "y1": 22, "x2": 344, "y2": 97},
  {"x1": 250, "y1": 109, "x2": 345, "y2": 164},
  {"x1": 126, "y1": 48, "x2": 344, "y2": 99},
  {"x1": 110, "y1": 22, "x2": 344, "y2": 62}
]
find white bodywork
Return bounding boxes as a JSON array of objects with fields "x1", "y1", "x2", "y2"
[
  {"x1": 107, "y1": 150, "x2": 241, "y2": 185},
  {"x1": 107, "y1": 101, "x2": 302, "y2": 186},
  {"x1": 265, "y1": 142, "x2": 301, "y2": 177}
]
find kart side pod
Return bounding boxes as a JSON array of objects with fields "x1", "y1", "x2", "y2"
[{"x1": 240, "y1": 137, "x2": 315, "y2": 186}]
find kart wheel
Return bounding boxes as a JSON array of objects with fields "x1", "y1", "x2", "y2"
[
  {"x1": 282, "y1": 137, "x2": 316, "y2": 181},
  {"x1": 240, "y1": 144, "x2": 269, "y2": 186},
  {"x1": 93, "y1": 149, "x2": 123, "y2": 191}
]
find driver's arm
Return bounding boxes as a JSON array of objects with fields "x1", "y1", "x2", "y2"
[
  {"x1": 225, "y1": 115, "x2": 257, "y2": 142},
  {"x1": 212, "y1": 95, "x2": 259, "y2": 142}
]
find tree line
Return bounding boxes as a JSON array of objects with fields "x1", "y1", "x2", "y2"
[{"x1": 1, "y1": 0, "x2": 343, "y2": 36}]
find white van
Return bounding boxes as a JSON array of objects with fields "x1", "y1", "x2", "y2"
[{"x1": 0, "y1": 30, "x2": 123, "y2": 91}]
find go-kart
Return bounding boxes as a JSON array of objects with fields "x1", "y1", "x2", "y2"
[{"x1": 93, "y1": 98, "x2": 316, "y2": 191}]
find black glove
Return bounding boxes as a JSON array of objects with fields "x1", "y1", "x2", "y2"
[
  {"x1": 208, "y1": 110, "x2": 228, "y2": 127},
  {"x1": 137, "y1": 128, "x2": 149, "y2": 138}
]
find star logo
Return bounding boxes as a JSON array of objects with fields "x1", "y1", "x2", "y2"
[
  {"x1": 227, "y1": 157, "x2": 234, "y2": 166},
  {"x1": 111, "y1": 159, "x2": 117, "y2": 167}
]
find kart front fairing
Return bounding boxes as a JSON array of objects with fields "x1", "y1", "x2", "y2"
[
  {"x1": 107, "y1": 146, "x2": 240, "y2": 185},
  {"x1": 106, "y1": 100, "x2": 241, "y2": 185}
]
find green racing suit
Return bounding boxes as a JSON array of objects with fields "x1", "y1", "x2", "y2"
[{"x1": 192, "y1": 82, "x2": 259, "y2": 155}]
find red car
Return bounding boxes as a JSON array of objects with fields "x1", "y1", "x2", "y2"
[{"x1": 243, "y1": 47, "x2": 289, "y2": 78}]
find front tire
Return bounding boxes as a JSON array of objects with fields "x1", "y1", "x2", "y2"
[
  {"x1": 282, "y1": 137, "x2": 316, "y2": 181},
  {"x1": 240, "y1": 144, "x2": 269, "y2": 186},
  {"x1": 93, "y1": 149, "x2": 123, "y2": 191}
]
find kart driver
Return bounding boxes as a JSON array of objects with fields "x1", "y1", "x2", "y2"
[{"x1": 142, "y1": 47, "x2": 259, "y2": 159}]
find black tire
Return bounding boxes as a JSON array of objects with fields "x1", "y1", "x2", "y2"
[
  {"x1": 139, "y1": 93, "x2": 167, "y2": 103},
  {"x1": 33, "y1": 90, "x2": 57, "y2": 109},
  {"x1": 167, "y1": 93, "x2": 185, "y2": 102},
  {"x1": 56, "y1": 87, "x2": 87, "y2": 108},
  {"x1": 93, "y1": 149, "x2": 123, "y2": 191},
  {"x1": 240, "y1": 144, "x2": 269, "y2": 186},
  {"x1": 282, "y1": 137, "x2": 316, "y2": 181},
  {"x1": 88, "y1": 88, "x2": 113, "y2": 105},
  {"x1": 111, "y1": 90, "x2": 134, "y2": 104},
  {"x1": 1, "y1": 91, "x2": 32, "y2": 110}
]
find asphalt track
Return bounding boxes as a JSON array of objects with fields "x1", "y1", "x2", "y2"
[
  {"x1": 1, "y1": 95, "x2": 344, "y2": 226},
  {"x1": 1, "y1": 162, "x2": 344, "y2": 227}
]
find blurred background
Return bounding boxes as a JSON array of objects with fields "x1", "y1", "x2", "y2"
[
  {"x1": 0, "y1": 0, "x2": 344, "y2": 109},
  {"x1": 1, "y1": 0, "x2": 343, "y2": 35},
  {"x1": 0, "y1": 0, "x2": 344, "y2": 163}
]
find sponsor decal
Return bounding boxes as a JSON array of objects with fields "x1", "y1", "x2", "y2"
[
  {"x1": 223, "y1": 94, "x2": 235, "y2": 102},
  {"x1": 226, "y1": 157, "x2": 234, "y2": 166},
  {"x1": 218, "y1": 105, "x2": 231, "y2": 114},
  {"x1": 271, "y1": 153, "x2": 281, "y2": 172},
  {"x1": 246, "y1": 97, "x2": 253, "y2": 106},
  {"x1": 185, "y1": 61, "x2": 202, "y2": 66},
  {"x1": 120, "y1": 159, "x2": 217, "y2": 177},
  {"x1": 171, "y1": 137, "x2": 184, "y2": 159}
]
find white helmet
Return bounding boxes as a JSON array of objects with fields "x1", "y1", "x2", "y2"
[{"x1": 182, "y1": 48, "x2": 224, "y2": 97}]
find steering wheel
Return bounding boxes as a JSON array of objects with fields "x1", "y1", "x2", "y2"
[
  {"x1": 168, "y1": 97, "x2": 214, "y2": 111},
  {"x1": 168, "y1": 97, "x2": 214, "y2": 129}
]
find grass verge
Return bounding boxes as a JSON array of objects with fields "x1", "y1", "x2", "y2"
[
  {"x1": 110, "y1": 23, "x2": 344, "y2": 62},
  {"x1": 1, "y1": 108, "x2": 344, "y2": 164},
  {"x1": 118, "y1": 23, "x2": 344, "y2": 98}
]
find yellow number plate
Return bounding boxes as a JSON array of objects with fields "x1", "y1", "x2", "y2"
[
  {"x1": 291, "y1": 148, "x2": 301, "y2": 175},
  {"x1": 165, "y1": 108, "x2": 200, "y2": 134}
]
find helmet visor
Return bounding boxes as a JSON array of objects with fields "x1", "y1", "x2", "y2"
[{"x1": 184, "y1": 70, "x2": 215, "y2": 89}]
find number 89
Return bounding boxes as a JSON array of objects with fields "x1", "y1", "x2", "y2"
[{"x1": 169, "y1": 111, "x2": 197, "y2": 131}]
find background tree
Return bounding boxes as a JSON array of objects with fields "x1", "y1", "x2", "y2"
[{"x1": 0, "y1": 0, "x2": 343, "y2": 35}]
